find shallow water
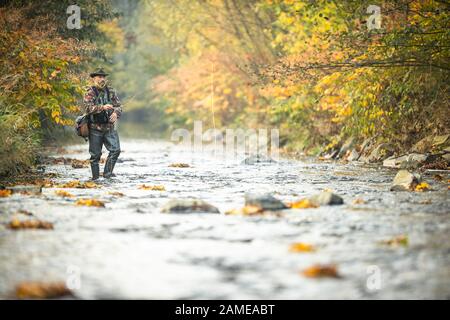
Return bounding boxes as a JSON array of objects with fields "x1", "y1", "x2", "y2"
[{"x1": 0, "y1": 139, "x2": 449, "y2": 299}]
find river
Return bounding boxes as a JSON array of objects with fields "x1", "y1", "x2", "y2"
[{"x1": 0, "y1": 139, "x2": 449, "y2": 299}]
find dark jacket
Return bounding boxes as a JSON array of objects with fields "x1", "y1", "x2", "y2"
[{"x1": 83, "y1": 85, "x2": 122, "y2": 131}]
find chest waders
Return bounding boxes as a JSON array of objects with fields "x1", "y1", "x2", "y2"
[{"x1": 88, "y1": 86, "x2": 121, "y2": 180}]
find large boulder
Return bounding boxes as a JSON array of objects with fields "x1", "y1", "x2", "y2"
[
  {"x1": 337, "y1": 137, "x2": 355, "y2": 159},
  {"x1": 364, "y1": 143, "x2": 395, "y2": 163},
  {"x1": 347, "y1": 149, "x2": 360, "y2": 162},
  {"x1": 412, "y1": 134, "x2": 449, "y2": 153},
  {"x1": 161, "y1": 199, "x2": 220, "y2": 214},
  {"x1": 308, "y1": 191, "x2": 344, "y2": 206},
  {"x1": 442, "y1": 152, "x2": 450, "y2": 164},
  {"x1": 390, "y1": 170, "x2": 421, "y2": 191},
  {"x1": 432, "y1": 134, "x2": 450, "y2": 150},
  {"x1": 244, "y1": 193, "x2": 287, "y2": 210},
  {"x1": 383, "y1": 153, "x2": 430, "y2": 169}
]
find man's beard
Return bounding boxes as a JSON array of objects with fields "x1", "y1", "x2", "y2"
[{"x1": 97, "y1": 79, "x2": 107, "y2": 88}]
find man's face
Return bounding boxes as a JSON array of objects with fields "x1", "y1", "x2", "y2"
[{"x1": 93, "y1": 75, "x2": 107, "y2": 88}]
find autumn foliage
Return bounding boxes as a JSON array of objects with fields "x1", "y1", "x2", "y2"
[
  {"x1": 110, "y1": 0, "x2": 449, "y2": 154},
  {"x1": 0, "y1": 1, "x2": 113, "y2": 176}
]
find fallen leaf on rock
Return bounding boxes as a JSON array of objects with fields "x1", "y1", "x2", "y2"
[
  {"x1": 302, "y1": 264, "x2": 340, "y2": 278},
  {"x1": 108, "y1": 191, "x2": 125, "y2": 197},
  {"x1": 352, "y1": 198, "x2": 367, "y2": 205},
  {"x1": 380, "y1": 235, "x2": 408, "y2": 247},
  {"x1": 419, "y1": 199, "x2": 432, "y2": 204},
  {"x1": 8, "y1": 218, "x2": 53, "y2": 230},
  {"x1": 15, "y1": 281, "x2": 72, "y2": 299},
  {"x1": 289, "y1": 242, "x2": 316, "y2": 253},
  {"x1": 225, "y1": 205, "x2": 264, "y2": 216},
  {"x1": 287, "y1": 199, "x2": 318, "y2": 209},
  {"x1": 75, "y1": 199, "x2": 105, "y2": 207},
  {"x1": 56, "y1": 180, "x2": 100, "y2": 189},
  {"x1": 433, "y1": 174, "x2": 443, "y2": 181},
  {"x1": 55, "y1": 190, "x2": 74, "y2": 198},
  {"x1": 56, "y1": 180, "x2": 82, "y2": 188},
  {"x1": 169, "y1": 163, "x2": 190, "y2": 168},
  {"x1": 415, "y1": 182, "x2": 430, "y2": 192},
  {"x1": 0, "y1": 189, "x2": 12, "y2": 197},
  {"x1": 139, "y1": 184, "x2": 166, "y2": 191},
  {"x1": 83, "y1": 181, "x2": 100, "y2": 188}
]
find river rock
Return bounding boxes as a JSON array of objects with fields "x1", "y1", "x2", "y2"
[
  {"x1": 338, "y1": 137, "x2": 355, "y2": 159},
  {"x1": 411, "y1": 136, "x2": 433, "y2": 153},
  {"x1": 161, "y1": 199, "x2": 220, "y2": 214},
  {"x1": 359, "y1": 138, "x2": 375, "y2": 155},
  {"x1": 241, "y1": 154, "x2": 276, "y2": 165},
  {"x1": 443, "y1": 153, "x2": 450, "y2": 164},
  {"x1": 308, "y1": 191, "x2": 344, "y2": 206},
  {"x1": 383, "y1": 153, "x2": 430, "y2": 168},
  {"x1": 412, "y1": 134, "x2": 449, "y2": 153},
  {"x1": 432, "y1": 134, "x2": 450, "y2": 148},
  {"x1": 244, "y1": 193, "x2": 287, "y2": 210},
  {"x1": 390, "y1": 170, "x2": 421, "y2": 191},
  {"x1": 347, "y1": 149, "x2": 360, "y2": 161},
  {"x1": 364, "y1": 143, "x2": 394, "y2": 163}
]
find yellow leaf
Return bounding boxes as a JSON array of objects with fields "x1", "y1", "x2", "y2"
[
  {"x1": 415, "y1": 182, "x2": 430, "y2": 192},
  {"x1": 287, "y1": 199, "x2": 318, "y2": 209},
  {"x1": 379, "y1": 235, "x2": 408, "y2": 247},
  {"x1": 75, "y1": 199, "x2": 105, "y2": 207},
  {"x1": 139, "y1": 184, "x2": 166, "y2": 191},
  {"x1": 54, "y1": 190, "x2": 74, "y2": 197},
  {"x1": 8, "y1": 218, "x2": 53, "y2": 230},
  {"x1": 225, "y1": 205, "x2": 264, "y2": 216},
  {"x1": 16, "y1": 282, "x2": 71, "y2": 299},
  {"x1": 289, "y1": 242, "x2": 316, "y2": 253},
  {"x1": 56, "y1": 180, "x2": 100, "y2": 189},
  {"x1": 302, "y1": 264, "x2": 340, "y2": 278},
  {"x1": 108, "y1": 191, "x2": 125, "y2": 197},
  {"x1": 168, "y1": 163, "x2": 190, "y2": 168},
  {"x1": 0, "y1": 189, "x2": 12, "y2": 197}
]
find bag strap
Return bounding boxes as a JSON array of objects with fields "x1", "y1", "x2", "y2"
[
  {"x1": 91, "y1": 86, "x2": 110, "y2": 104},
  {"x1": 91, "y1": 86, "x2": 99, "y2": 97},
  {"x1": 105, "y1": 86, "x2": 110, "y2": 102}
]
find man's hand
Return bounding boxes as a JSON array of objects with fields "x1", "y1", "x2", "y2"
[
  {"x1": 109, "y1": 112, "x2": 118, "y2": 123},
  {"x1": 102, "y1": 104, "x2": 114, "y2": 111}
]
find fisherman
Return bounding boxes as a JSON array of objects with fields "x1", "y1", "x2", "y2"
[{"x1": 83, "y1": 68, "x2": 122, "y2": 180}]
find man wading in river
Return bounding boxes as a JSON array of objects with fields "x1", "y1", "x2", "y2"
[{"x1": 83, "y1": 68, "x2": 122, "y2": 180}]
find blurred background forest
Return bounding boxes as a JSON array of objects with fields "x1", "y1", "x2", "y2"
[{"x1": 0, "y1": 0, "x2": 449, "y2": 176}]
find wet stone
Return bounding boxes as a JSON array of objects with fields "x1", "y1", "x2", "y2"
[
  {"x1": 161, "y1": 199, "x2": 220, "y2": 214},
  {"x1": 347, "y1": 149, "x2": 360, "y2": 161},
  {"x1": 244, "y1": 193, "x2": 287, "y2": 210},
  {"x1": 308, "y1": 191, "x2": 344, "y2": 206},
  {"x1": 390, "y1": 170, "x2": 421, "y2": 191}
]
